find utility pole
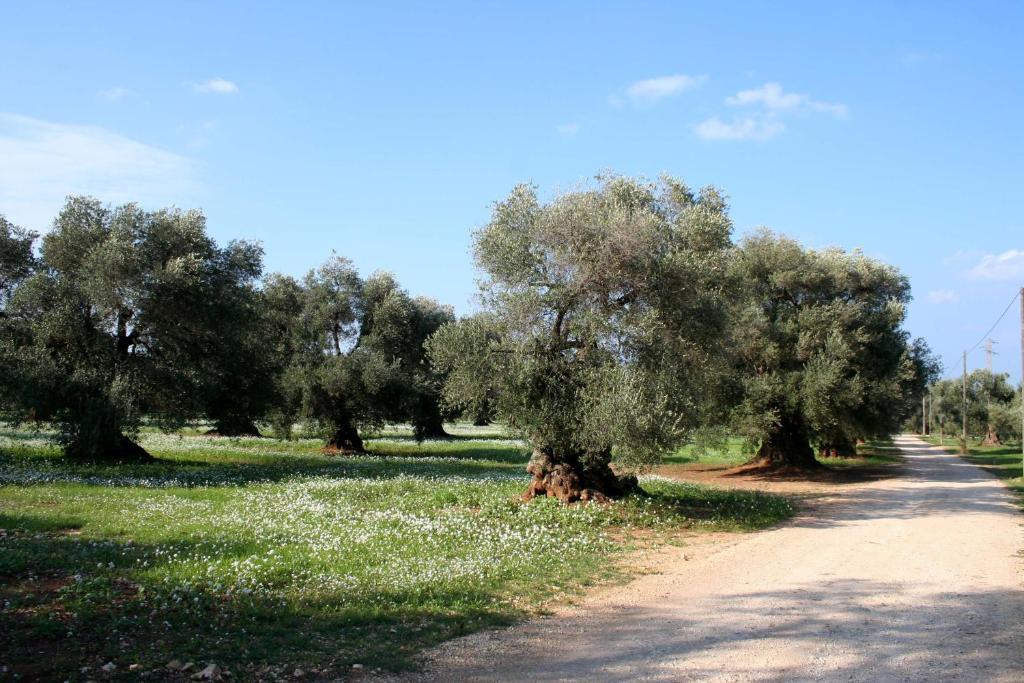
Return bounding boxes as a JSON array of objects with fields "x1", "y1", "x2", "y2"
[
  {"x1": 984, "y1": 338, "x2": 998, "y2": 444},
  {"x1": 922, "y1": 394, "x2": 927, "y2": 435},
  {"x1": 962, "y1": 350, "x2": 968, "y2": 453},
  {"x1": 926, "y1": 390, "x2": 931, "y2": 435}
]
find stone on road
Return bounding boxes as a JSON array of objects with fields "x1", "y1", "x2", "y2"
[{"x1": 400, "y1": 436, "x2": 1024, "y2": 681}]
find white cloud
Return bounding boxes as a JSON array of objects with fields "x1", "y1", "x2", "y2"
[
  {"x1": 97, "y1": 86, "x2": 130, "y2": 101},
  {"x1": 0, "y1": 113, "x2": 194, "y2": 232},
  {"x1": 694, "y1": 116, "x2": 784, "y2": 141},
  {"x1": 622, "y1": 74, "x2": 707, "y2": 104},
  {"x1": 968, "y1": 250, "x2": 1024, "y2": 280},
  {"x1": 557, "y1": 122, "x2": 580, "y2": 136},
  {"x1": 194, "y1": 77, "x2": 239, "y2": 95},
  {"x1": 726, "y1": 82, "x2": 847, "y2": 117},
  {"x1": 927, "y1": 289, "x2": 959, "y2": 304}
]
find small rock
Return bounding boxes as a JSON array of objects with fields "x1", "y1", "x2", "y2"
[
  {"x1": 293, "y1": 669, "x2": 305, "y2": 678},
  {"x1": 166, "y1": 660, "x2": 183, "y2": 671},
  {"x1": 129, "y1": 664, "x2": 142, "y2": 671},
  {"x1": 101, "y1": 662, "x2": 117, "y2": 673},
  {"x1": 352, "y1": 663, "x2": 364, "y2": 669},
  {"x1": 192, "y1": 663, "x2": 222, "y2": 681}
]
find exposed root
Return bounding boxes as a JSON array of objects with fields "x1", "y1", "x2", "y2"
[{"x1": 522, "y1": 450, "x2": 638, "y2": 504}]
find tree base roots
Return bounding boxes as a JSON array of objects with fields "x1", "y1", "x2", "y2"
[
  {"x1": 982, "y1": 431, "x2": 1002, "y2": 446},
  {"x1": 522, "y1": 451, "x2": 638, "y2": 504},
  {"x1": 323, "y1": 426, "x2": 366, "y2": 455}
]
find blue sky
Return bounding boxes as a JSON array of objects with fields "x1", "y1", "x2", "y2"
[{"x1": 2, "y1": 1, "x2": 1023, "y2": 380}]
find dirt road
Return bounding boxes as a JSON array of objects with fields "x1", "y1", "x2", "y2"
[{"x1": 400, "y1": 436, "x2": 1024, "y2": 681}]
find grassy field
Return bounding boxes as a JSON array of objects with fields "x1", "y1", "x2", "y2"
[
  {"x1": 920, "y1": 435, "x2": 1024, "y2": 503},
  {"x1": 0, "y1": 425, "x2": 792, "y2": 680}
]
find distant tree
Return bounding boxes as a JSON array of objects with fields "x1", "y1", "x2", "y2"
[
  {"x1": 429, "y1": 175, "x2": 733, "y2": 502},
  {"x1": 728, "y1": 231, "x2": 913, "y2": 466},
  {"x1": 0, "y1": 216, "x2": 36, "y2": 303},
  {"x1": 286, "y1": 259, "x2": 443, "y2": 451},
  {"x1": 260, "y1": 273, "x2": 306, "y2": 438},
  {"x1": 1, "y1": 197, "x2": 262, "y2": 460},
  {"x1": 0, "y1": 216, "x2": 38, "y2": 415},
  {"x1": 404, "y1": 296, "x2": 457, "y2": 440},
  {"x1": 898, "y1": 337, "x2": 943, "y2": 437},
  {"x1": 198, "y1": 248, "x2": 276, "y2": 436},
  {"x1": 931, "y1": 370, "x2": 1018, "y2": 445}
]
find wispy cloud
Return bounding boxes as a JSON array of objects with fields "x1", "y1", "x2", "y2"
[
  {"x1": 943, "y1": 249, "x2": 981, "y2": 265},
  {"x1": 694, "y1": 116, "x2": 784, "y2": 141},
  {"x1": 556, "y1": 122, "x2": 580, "y2": 136},
  {"x1": 617, "y1": 74, "x2": 707, "y2": 106},
  {"x1": 726, "y1": 82, "x2": 847, "y2": 117},
  {"x1": 194, "y1": 77, "x2": 239, "y2": 95},
  {"x1": 927, "y1": 289, "x2": 959, "y2": 304},
  {"x1": 968, "y1": 249, "x2": 1024, "y2": 280},
  {"x1": 696, "y1": 81, "x2": 846, "y2": 142},
  {"x1": 97, "y1": 86, "x2": 130, "y2": 101},
  {"x1": 0, "y1": 113, "x2": 194, "y2": 232}
]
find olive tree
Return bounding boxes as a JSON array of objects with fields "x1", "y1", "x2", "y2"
[
  {"x1": 930, "y1": 370, "x2": 1018, "y2": 445},
  {"x1": 428, "y1": 175, "x2": 733, "y2": 502},
  {"x1": 0, "y1": 216, "x2": 38, "y2": 415},
  {"x1": 2, "y1": 197, "x2": 262, "y2": 460},
  {"x1": 728, "y1": 231, "x2": 914, "y2": 466},
  {"x1": 286, "y1": 259, "x2": 449, "y2": 451}
]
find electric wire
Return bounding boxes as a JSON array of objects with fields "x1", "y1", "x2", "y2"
[{"x1": 965, "y1": 290, "x2": 1021, "y2": 356}]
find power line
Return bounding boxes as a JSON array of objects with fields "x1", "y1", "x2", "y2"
[{"x1": 966, "y1": 290, "x2": 1021, "y2": 356}]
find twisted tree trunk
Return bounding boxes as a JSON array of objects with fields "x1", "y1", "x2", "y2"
[
  {"x1": 324, "y1": 419, "x2": 365, "y2": 454},
  {"x1": 413, "y1": 410, "x2": 450, "y2": 440},
  {"x1": 206, "y1": 418, "x2": 262, "y2": 437},
  {"x1": 818, "y1": 435, "x2": 858, "y2": 458},
  {"x1": 522, "y1": 449, "x2": 638, "y2": 503},
  {"x1": 751, "y1": 413, "x2": 819, "y2": 468}
]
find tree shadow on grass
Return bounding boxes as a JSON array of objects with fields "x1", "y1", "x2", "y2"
[{"x1": 0, "y1": 445, "x2": 529, "y2": 489}]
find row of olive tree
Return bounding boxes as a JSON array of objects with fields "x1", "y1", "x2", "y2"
[
  {"x1": 428, "y1": 175, "x2": 939, "y2": 501},
  {"x1": 0, "y1": 175, "x2": 936, "y2": 500},
  {"x1": 0, "y1": 198, "x2": 453, "y2": 460},
  {"x1": 924, "y1": 370, "x2": 1020, "y2": 445}
]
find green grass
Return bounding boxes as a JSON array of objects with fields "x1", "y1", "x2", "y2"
[
  {"x1": 662, "y1": 436, "x2": 903, "y2": 470},
  {"x1": 0, "y1": 426, "x2": 792, "y2": 680},
  {"x1": 920, "y1": 434, "x2": 1024, "y2": 503},
  {"x1": 819, "y1": 439, "x2": 904, "y2": 469},
  {"x1": 662, "y1": 437, "x2": 750, "y2": 466}
]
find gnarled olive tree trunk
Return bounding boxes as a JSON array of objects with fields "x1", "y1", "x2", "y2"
[
  {"x1": 324, "y1": 418, "x2": 365, "y2": 454},
  {"x1": 206, "y1": 418, "x2": 263, "y2": 437},
  {"x1": 818, "y1": 434, "x2": 858, "y2": 458},
  {"x1": 413, "y1": 410, "x2": 450, "y2": 440},
  {"x1": 522, "y1": 448, "x2": 638, "y2": 503},
  {"x1": 982, "y1": 427, "x2": 1002, "y2": 446},
  {"x1": 752, "y1": 413, "x2": 819, "y2": 468}
]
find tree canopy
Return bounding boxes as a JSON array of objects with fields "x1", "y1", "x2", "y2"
[
  {"x1": 429, "y1": 175, "x2": 734, "y2": 501},
  {"x1": 727, "y1": 231, "x2": 919, "y2": 465},
  {"x1": 1, "y1": 198, "x2": 262, "y2": 459},
  {"x1": 0, "y1": 177, "x2": 940, "y2": 480},
  {"x1": 283, "y1": 258, "x2": 453, "y2": 451}
]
